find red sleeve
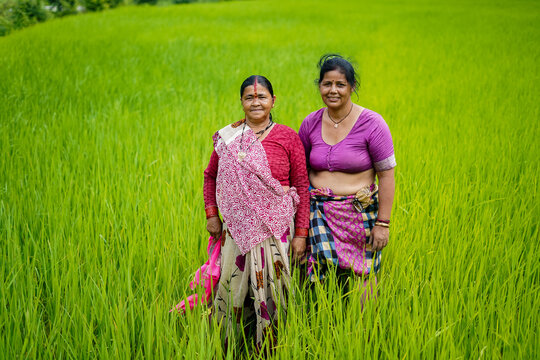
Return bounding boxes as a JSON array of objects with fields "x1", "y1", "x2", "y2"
[
  {"x1": 288, "y1": 132, "x2": 310, "y2": 236},
  {"x1": 203, "y1": 150, "x2": 219, "y2": 209},
  {"x1": 298, "y1": 119, "x2": 312, "y2": 170}
]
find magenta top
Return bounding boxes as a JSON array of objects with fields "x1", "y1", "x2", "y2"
[{"x1": 298, "y1": 108, "x2": 396, "y2": 173}]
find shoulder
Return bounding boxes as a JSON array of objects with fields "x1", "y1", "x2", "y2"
[
  {"x1": 302, "y1": 108, "x2": 325, "y2": 125},
  {"x1": 215, "y1": 119, "x2": 245, "y2": 134},
  {"x1": 271, "y1": 124, "x2": 303, "y2": 148},
  {"x1": 215, "y1": 119, "x2": 245, "y2": 144},
  {"x1": 230, "y1": 119, "x2": 245, "y2": 128},
  {"x1": 360, "y1": 108, "x2": 390, "y2": 130},
  {"x1": 273, "y1": 123, "x2": 298, "y2": 136},
  {"x1": 361, "y1": 108, "x2": 384, "y2": 123},
  {"x1": 299, "y1": 108, "x2": 325, "y2": 134}
]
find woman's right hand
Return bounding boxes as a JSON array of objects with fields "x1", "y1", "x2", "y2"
[{"x1": 206, "y1": 216, "x2": 223, "y2": 241}]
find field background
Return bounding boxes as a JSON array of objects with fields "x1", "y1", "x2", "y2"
[{"x1": 1, "y1": 0, "x2": 538, "y2": 358}]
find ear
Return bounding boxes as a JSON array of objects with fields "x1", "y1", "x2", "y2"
[{"x1": 272, "y1": 95, "x2": 276, "y2": 107}]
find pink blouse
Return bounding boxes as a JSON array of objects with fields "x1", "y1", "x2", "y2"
[{"x1": 298, "y1": 108, "x2": 396, "y2": 173}]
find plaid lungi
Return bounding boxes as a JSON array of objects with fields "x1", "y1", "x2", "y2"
[{"x1": 307, "y1": 185, "x2": 381, "y2": 281}]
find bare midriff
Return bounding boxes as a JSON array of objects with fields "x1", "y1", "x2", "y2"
[{"x1": 309, "y1": 168, "x2": 375, "y2": 196}]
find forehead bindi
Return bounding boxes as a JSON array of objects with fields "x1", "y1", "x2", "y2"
[
  {"x1": 322, "y1": 70, "x2": 348, "y2": 83},
  {"x1": 243, "y1": 85, "x2": 270, "y2": 98}
]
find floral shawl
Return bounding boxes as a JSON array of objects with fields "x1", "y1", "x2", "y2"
[{"x1": 214, "y1": 122, "x2": 299, "y2": 255}]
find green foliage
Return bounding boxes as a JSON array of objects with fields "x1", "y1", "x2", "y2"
[
  {"x1": 80, "y1": 0, "x2": 107, "y2": 11},
  {"x1": 107, "y1": 0, "x2": 123, "y2": 8},
  {"x1": 0, "y1": 0, "x2": 538, "y2": 358},
  {"x1": 46, "y1": 0, "x2": 77, "y2": 16},
  {"x1": 0, "y1": 0, "x2": 15, "y2": 35},
  {"x1": 133, "y1": 0, "x2": 158, "y2": 5},
  {"x1": 8, "y1": 0, "x2": 47, "y2": 29}
]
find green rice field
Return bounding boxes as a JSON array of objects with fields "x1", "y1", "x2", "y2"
[{"x1": 1, "y1": 0, "x2": 538, "y2": 358}]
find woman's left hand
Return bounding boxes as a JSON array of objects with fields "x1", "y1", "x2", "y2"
[
  {"x1": 370, "y1": 225, "x2": 389, "y2": 251},
  {"x1": 291, "y1": 237, "x2": 307, "y2": 264}
]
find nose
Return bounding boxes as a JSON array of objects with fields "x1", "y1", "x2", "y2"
[
  {"x1": 252, "y1": 96, "x2": 261, "y2": 105},
  {"x1": 330, "y1": 84, "x2": 338, "y2": 93}
]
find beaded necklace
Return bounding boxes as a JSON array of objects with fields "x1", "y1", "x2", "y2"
[{"x1": 237, "y1": 119, "x2": 274, "y2": 161}]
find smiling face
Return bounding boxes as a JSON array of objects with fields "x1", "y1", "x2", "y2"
[
  {"x1": 319, "y1": 69, "x2": 354, "y2": 110},
  {"x1": 241, "y1": 84, "x2": 275, "y2": 124}
]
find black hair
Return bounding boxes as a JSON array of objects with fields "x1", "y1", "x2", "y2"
[
  {"x1": 317, "y1": 54, "x2": 360, "y2": 91},
  {"x1": 239, "y1": 75, "x2": 275, "y2": 121},
  {"x1": 240, "y1": 75, "x2": 274, "y2": 98}
]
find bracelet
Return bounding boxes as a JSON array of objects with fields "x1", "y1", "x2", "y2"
[
  {"x1": 374, "y1": 221, "x2": 390, "y2": 228},
  {"x1": 294, "y1": 228, "x2": 309, "y2": 238},
  {"x1": 205, "y1": 206, "x2": 219, "y2": 219},
  {"x1": 376, "y1": 218, "x2": 390, "y2": 224}
]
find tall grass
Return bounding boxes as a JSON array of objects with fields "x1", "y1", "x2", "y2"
[{"x1": 1, "y1": 0, "x2": 538, "y2": 358}]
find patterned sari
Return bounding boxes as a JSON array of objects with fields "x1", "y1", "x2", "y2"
[{"x1": 211, "y1": 121, "x2": 299, "y2": 347}]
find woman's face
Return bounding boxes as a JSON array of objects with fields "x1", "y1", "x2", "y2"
[
  {"x1": 241, "y1": 84, "x2": 275, "y2": 123},
  {"x1": 319, "y1": 69, "x2": 353, "y2": 109}
]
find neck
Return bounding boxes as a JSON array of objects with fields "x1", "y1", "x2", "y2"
[
  {"x1": 245, "y1": 117, "x2": 271, "y2": 131},
  {"x1": 328, "y1": 101, "x2": 354, "y2": 119}
]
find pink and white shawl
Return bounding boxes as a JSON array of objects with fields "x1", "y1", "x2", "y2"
[{"x1": 214, "y1": 123, "x2": 299, "y2": 255}]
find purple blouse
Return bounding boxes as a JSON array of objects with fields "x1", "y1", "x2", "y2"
[{"x1": 298, "y1": 108, "x2": 396, "y2": 173}]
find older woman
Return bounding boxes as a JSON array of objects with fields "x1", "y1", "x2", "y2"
[
  {"x1": 204, "y1": 75, "x2": 309, "y2": 347},
  {"x1": 299, "y1": 54, "x2": 396, "y2": 291}
]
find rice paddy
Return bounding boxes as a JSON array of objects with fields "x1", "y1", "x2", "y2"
[{"x1": 0, "y1": 0, "x2": 538, "y2": 358}]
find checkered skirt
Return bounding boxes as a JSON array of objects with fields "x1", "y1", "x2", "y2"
[{"x1": 307, "y1": 188, "x2": 381, "y2": 281}]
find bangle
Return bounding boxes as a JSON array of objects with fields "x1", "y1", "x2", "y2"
[
  {"x1": 294, "y1": 228, "x2": 309, "y2": 238},
  {"x1": 205, "y1": 206, "x2": 219, "y2": 219},
  {"x1": 376, "y1": 218, "x2": 390, "y2": 224},
  {"x1": 374, "y1": 221, "x2": 390, "y2": 228}
]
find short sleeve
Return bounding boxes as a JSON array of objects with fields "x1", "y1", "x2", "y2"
[{"x1": 368, "y1": 117, "x2": 396, "y2": 172}]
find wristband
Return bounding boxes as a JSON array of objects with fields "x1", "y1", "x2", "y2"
[
  {"x1": 376, "y1": 218, "x2": 390, "y2": 224},
  {"x1": 205, "y1": 206, "x2": 219, "y2": 219},
  {"x1": 294, "y1": 228, "x2": 309, "y2": 238}
]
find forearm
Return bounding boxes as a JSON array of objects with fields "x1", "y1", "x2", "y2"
[{"x1": 376, "y1": 168, "x2": 395, "y2": 220}]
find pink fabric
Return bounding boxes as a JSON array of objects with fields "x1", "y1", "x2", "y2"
[
  {"x1": 214, "y1": 126, "x2": 300, "y2": 255},
  {"x1": 314, "y1": 188, "x2": 370, "y2": 275},
  {"x1": 204, "y1": 124, "x2": 310, "y2": 231},
  {"x1": 170, "y1": 237, "x2": 221, "y2": 314},
  {"x1": 298, "y1": 108, "x2": 396, "y2": 173}
]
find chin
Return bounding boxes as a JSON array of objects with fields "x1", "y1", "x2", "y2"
[{"x1": 325, "y1": 102, "x2": 342, "y2": 108}]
